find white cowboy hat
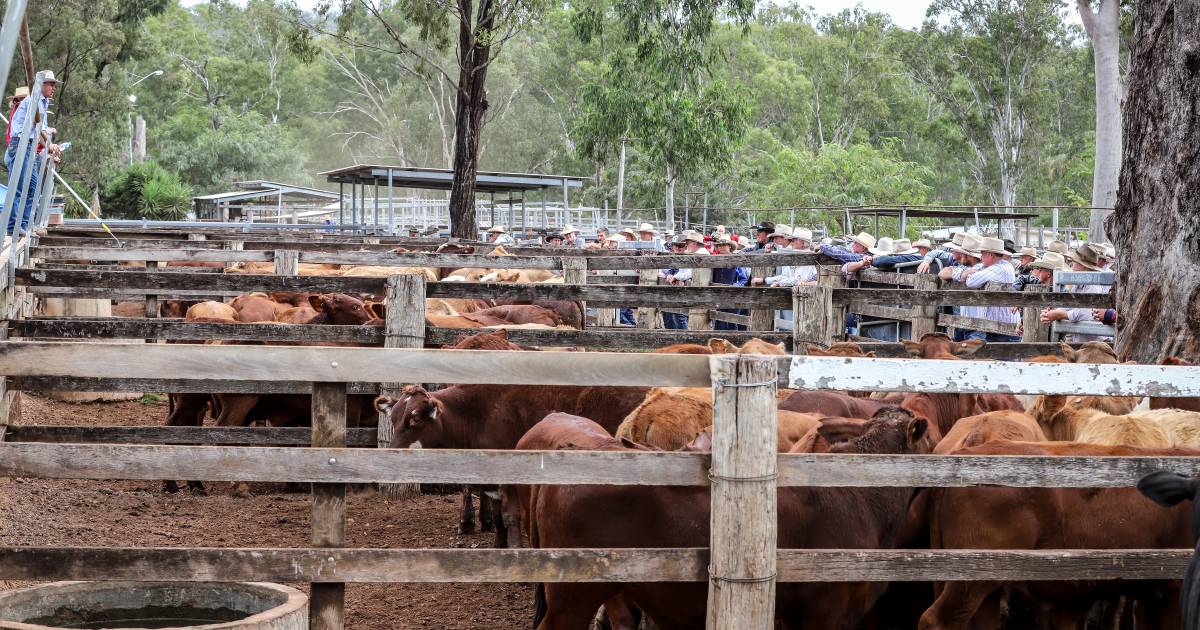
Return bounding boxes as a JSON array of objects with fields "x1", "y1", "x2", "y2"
[
  {"x1": 683, "y1": 231, "x2": 706, "y2": 245},
  {"x1": 978, "y1": 236, "x2": 1007, "y2": 255},
  {"x1": 891, "y1": 238, "x2": 919, "y2": 255},
  {"x1": 604, "y1": 234, "x2": 626, "y2": 242},
  {"x1": 942, "y1": 232, "x2": 968, "y2": 249},
  {"x1": 1030, "y1": 251, "x2": 1067, "y2": 271},
  {"x1": 637, "y1": 222, "x2": 658, "y2": 234},
  {"x1": 1099, "y1": 243, "x2": 1116, "y2": 260},
  {"x1": 850, "y1": 232, "x2": 877, "y2": 250},
  {"x1": 868, "y1": 237, "x2": 894, "y2": 256},
  {"x1": 1017, "y1": 246, "x2": 1037, "y2": 258},
  {"x1": 791, "y1": 227, "x2": 814, "y2": 242},
  {"x1": 912, "y1": 239, "x2": 933, "y2": 250},
  {"x1": 1046, "y1": 240, "x2": 1069, "y2": 255},
  {"x1": 486, "y1": 225, "x2": 507, "y2": 234},
  {"x1": 956, "y1": 234, "x2": 983, "y2": 258},
  {"x1": 560, "y1": 224, "x2": 579, "y2": 235},
  {"x1": 769, "y1": 224, "x2": 794, "y2": 239},
  {"x1": 38, "y1": 70, "x2": 58, "y2": 84}
]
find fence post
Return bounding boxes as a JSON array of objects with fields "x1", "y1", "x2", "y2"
[
  {"x1": 707, "y1": 354, "x2": 778, "y2": 630},
  {"x1": 378, "y1": 273, "x2": 426, "y2": 499},
  {"x1": 310, "y1": 381, "x2": 347, "y2": 630},
  {"x1": 749, "y1": 266, "x2": 774, "y2": 331},
  {"x1": 1022, "y1": 284, "x2": 1052, "y2": 342},
  {"x1": 818, "y1": 266, "x2": 846, "y2": 342},
  {"x1": 792, "y1": 284, "x2": 832, "y2": 351},
  {"x1": 687, "y1": 267, "x2": 713, "y2": 330},
  {"x1": 187, "y1": 233, "x2": 206, "y2": 242},
  {"x1": 637, "y1": 269, "x2": 659, "y2": 329},
  {"x1": 227, "y1": 240, "x2": 244, "y2": 251},
  {"x1": 562, "y1": 258, "x2": 587, "y2": 328},
  {"x1": 274, "y1": 249, "x2": 299, "y2": 276},
  {"x1": 909, "y1": 274, "x2": 938, "y2": 340}
]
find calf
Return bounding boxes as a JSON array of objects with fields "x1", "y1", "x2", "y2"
[
  {"x1": 230, "y1": 293, "x2": 289, "y2": 323},
  {"x1": 532, "y1": 407, "x2": 932, "y2": 630},
  {"x1": 933, "y1": 410, "x2": 1046, "y2": 454},
  {"x1": 920, "y1": 441, "x2": 1196, "y2": 630}
]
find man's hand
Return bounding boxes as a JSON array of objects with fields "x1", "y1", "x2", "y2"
[
  {"x1": 937, "y1": 266, "x2": 956, "y2": 280},
  {"x1": 750, "y1": 277, "x2": 765, "y2": 286},
  {"x1": 1040, "y1": 308, "x2": 1068, "y2": 324},
  {"x1": 917, "y1": 260, "x2": 932, "y2": 274}
]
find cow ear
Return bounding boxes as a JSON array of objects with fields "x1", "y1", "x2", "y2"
[
  {"x1": 374, "y1": 395, "x2": 395, "y2": 415},
  {"x1": 619, "y1": 437, "x2": 640, "y2": 449},
  {"x1": 708, "y1": 339, "x2": 735, "y2": 354},
  {"x1": 907, "y1": 417, "x2": 929, "y2": 445},
  {"x1": 953, "y1": 339, "x2": 985, "y2": 357},
  {"x1": 804, "y1": 343, "x2": 829, "y2": 356},
  {"x1": 864, "y1": 351, "x2": 876, "y2": 358},
  {"x1": 308, "y1": 294, "x2": 327, "y2": 313},
  {"x1": 493, "y1": 328, "x2": 509, "y2": 340},
  {"x1": 425, "y1": 399, "x2": 442, "y2": 421},
  {"x1": 900, "y1": 339, "x2": 923, "y2": 357},
  {"x1": 366, "y1": 302, "x2": 386, "y2": 320},
  {"x1": 1059, "y1": 342, "x2": 1077, "y2": 362}
]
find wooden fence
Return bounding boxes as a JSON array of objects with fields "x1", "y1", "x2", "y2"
[{"x1": 2, "y1": 345, "x2": 1200, "y2": 630}]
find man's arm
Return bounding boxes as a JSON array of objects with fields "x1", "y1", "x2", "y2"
[{"x1": 964, "y1": 264, "x2": 1011, "y2": 289}]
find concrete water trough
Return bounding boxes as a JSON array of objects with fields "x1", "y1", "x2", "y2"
[{"x1": 0, "y1": 582, "x2": 307, "y2": 629}]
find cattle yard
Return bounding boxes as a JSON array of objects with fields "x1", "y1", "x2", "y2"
[{"x1": 0, "y1": 225, "x2": 1196, "y2": 629}]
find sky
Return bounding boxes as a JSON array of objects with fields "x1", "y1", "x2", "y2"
[{"x1": 802, "y1": 0, "x2": 931, "y2": 29}]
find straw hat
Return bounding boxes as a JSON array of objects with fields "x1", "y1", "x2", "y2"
[
  {"x1": 1046, "y1": 240, "x2": 1069, "y2": 255},
  {"x1": 912, "y1": 239, "x2": 933, "y2": 250},
  {"x1": 1030, "y1": 251, "x2": 1067, "y2": 271},
  {"x1": 868, "y1": 237, "x2": 894, "y2": 256},
  {"x1": 560, "y1": 224, "x2": 579, "y2": 235},
  {"x1": 683, "y1": 230, "x2": 706, "y2": 245},
  {"x1": 604, "y1": 234, "x2": 626, "y2": 243},
  {"x1": 1017, "y1": 246, "x2": 1037, "y2": 259},
  {"x1": 849, "y1": 232, "x2": 877, "y2": 250},
  {"x1": 791, "y1": 227, "x2": 814, "y2": 242},
  {"x1": 957, "y1": 234, "x2": 983, "y2": 258},
  {"x1": 770, "y1": 224, "x2": 794, "y2": 239},
  {"x1": 9, "y1": 86, "x2": 28, "y2": 104},
  {"x1": 486, "y1": 225, "x2": 507, "y2": 234},
  {"x1": 637, "y1": 222, "x2": 658, "y2": 235},
  {"x1": 1066, "y1": 243, "x2": 1105, "y2": 271},
  {"x1": 978, "y1": 236, "x2": 1007, "y2": 255},
  {"x1": 942, "y1": 232, "x2": 968, "y2": 249},
  {"x1": 892, "y1": 238, "x2": 919, "y2": 255},
  {"x1": 619, "y1": 228, "x2": 637, "y2": 239},
  {"x1": 38, "y1": 70, "x2": 58, "y2": 84},
  {"x1": 1099, "y1": 243, "x2": 1116, "y2": 260},
  {"x1": 713, "y1": 234, "x2": 735, "y2": 247}
]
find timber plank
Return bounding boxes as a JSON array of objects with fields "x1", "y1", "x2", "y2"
[
  {"x1": 833, "y1": 288, "x2": 1113, "y2": 308},
  {"x1": 4, "y1": 425, "x2": 377, "y2": 446}
]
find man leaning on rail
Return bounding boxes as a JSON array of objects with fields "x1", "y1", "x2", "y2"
[{"x1": 6, "y1": 70, "x2": 63, "y2": 237}]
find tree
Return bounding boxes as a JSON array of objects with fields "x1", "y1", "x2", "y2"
[
  {"x1": 1110, "y1": 0, "x2": 1200, "y2": 364},
  {"x1": 1077, "y1": 0, "x2": 1120, "y2": 242},
  {"x1": 901, "y1": 0, "x2": 1066, "y2": 210}
]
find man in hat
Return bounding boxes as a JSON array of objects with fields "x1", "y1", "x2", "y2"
[
  {"x1": 1041, "y1": 243, "x2": 1113, "y2": 342},
  {"x1": 1098, "y1": 243, "x2": 1116, "y2": 270},
  {"x1": 6, "y1": 70, "x2": 62, "y2": 236},
  {"x1": 486, "y1": 225, "x2": 514, "y2": 244},
  {"x1": 820, "y1": 231, "x2": 875, "y2": 264},
  {"x1": 710, "y1": 234, "x2": 750, "y2": 330},
  {"x1": 952, "y1": 236, "x2": 1020, "y2": 341},
  {"x1": 863, "y1": 238, "x2": 924, "y2": 271},
  {"x1": 1046, "y1": 240, "x2": 1070, "y2": 256},
  {"x1": 560, "y1": 224, "x2": 584, "y2": 248},
  {"x1": 753, "y1": 227, "x2": 818, "y2": 288},
  {"x1": 6, "y1": 86, "x2": 28, "y2": 145},
  {"x1": 545, "y1": 232, "x2": 564, "y2": 247},
  {"x1": 635, "y1": 222, "x2": 664, "y2": 251},
  {"x1": 917, "y1": 232, "x2": 965, "y2": 274},
  {"x1": 745, "y1": 221, "x2": 776, "y2": 253},
  {"x1": 619, "y1": 227, "x2": 637, "y2": 242}
]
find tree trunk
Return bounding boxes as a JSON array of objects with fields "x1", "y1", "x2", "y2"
[
  {"x1": 1079, "y1": 0, "x2": 1121, "y2": 243},
  {"x1": 665, "y1": 162, "x2": 676, "y2": 233},
  {"x1": 446, "y1": 0, "x2": 494, "y2": 239},
  {"x1": 1111, "y1": 0, "x2": 1200, "y2": 364}
]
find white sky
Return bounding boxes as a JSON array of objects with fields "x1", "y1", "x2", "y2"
[{"x1": 803, "y1": 0, "x2": 932, "y2": 29}]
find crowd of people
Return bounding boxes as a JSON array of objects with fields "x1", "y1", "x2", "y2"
[{"x1": 480, "y1": 220, "x2": 1117, "y2": 342}]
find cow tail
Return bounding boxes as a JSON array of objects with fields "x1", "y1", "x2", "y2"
[{"x1": 532, "y1": 582, "x2": 547, "y2": 630}]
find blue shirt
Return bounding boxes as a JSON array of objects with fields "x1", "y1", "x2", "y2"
[
  {"x1": 819, "y1": 244, "x2": 865, "y2": 263},
  {"x1": 9, "y1": 95, "x2": 47, "y2": 145},
  {"x1": 870, "y1": 253, "x2": 923, "y2": 269}
]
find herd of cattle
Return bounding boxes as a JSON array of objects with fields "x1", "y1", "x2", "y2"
[{"x1": 148, "y1": 298, "x2": 1200, "y2": 630}]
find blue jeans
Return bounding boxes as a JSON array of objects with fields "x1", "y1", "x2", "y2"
[
  {"x1": 964, "y1": 330, "x2": 1021, "y2": 343},
  {"x1": 4, "y1": 141, "x2": 39, "y2": 233},
  {"x1": 619, "y1": 307, "x2": 637, "y2": 326},
  {"x1": 663, "y1": 311, "x2": 689, "y2": 329}
]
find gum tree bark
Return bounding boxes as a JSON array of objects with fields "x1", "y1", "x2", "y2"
[{"x1": 1111, "y1": 0, "x2": 1200, "y2": 363}]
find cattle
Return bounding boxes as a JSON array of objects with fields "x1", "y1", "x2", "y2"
[
  {"x1": 230, "y1": 293, "x2": 290, "y2": 323},
  {"x1": 306, "y1": 293, "x2": 378, "y2": 325},
  {"x1": 804, "y1": 341, "x2": 875, "y2": 357},
  {"x1": 185, "y1": 300, "x2": 238, "y2": 322},
  {"x1": 1153, "y1": 357, "x2": 1200, "y2": 412},
  {"x1": 708, "y1": 337, "x2": 787, "y2": 355},
  {"x1": 901, "y1": 332, "x2": 984, "y2": 359},
  {"x1": 1142, "y1": 408, "x2": 1200, "y2": 446},
  {"x1": 532, "y1": 407, "x2": 931, "y2": 630},
  {"x1": 614, "y1": 387, "x2": 820, "y2": 451},
  {"x1": 652, "y1": 343, "x2": 712, "y2": 354},
  {"x1": 339, "y1": 265, "x2": 440, "y2": 282},
  {"x1": 920, "y1": 441, "x2": 1195, "y2": 630},
  {"x1": 932, "y1": 410, "x2": 1046, "y2": 454},
  {"x1": 275, "y1": 305, "x2": 319, "y2": 324},
  {"x1": 491, "y1": 299, "x2": 584, "y2": 329},
  {"x1": 779, "y1": 390, "x2": 887, "y2": 418},
  {"x1": 1138, "y1": 471, "x2": 1200, "y2": 630}
]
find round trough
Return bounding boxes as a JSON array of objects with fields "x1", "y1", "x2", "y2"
[{"x1": 0, "y1": 582, "x2": 307, "y2": 630}]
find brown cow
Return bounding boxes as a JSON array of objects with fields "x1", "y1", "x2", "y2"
[
  {"x1": 919, "y1": 441, "x2": 1194, "y2": 630},
  {"x1": 932, "y1": 410, "x2": 1046, "y2": 454},
  {"x1": 186, "y1": 301, "x2": 238, "y2": 322},
  {"x1": 779, "y1": 390, "x2": 887, "y2": 418},
  {"x1": 902, "y1": 332, "x2": 984, "y2": 359},
  {"x1": 652, "y1": 343, "x2": 712, "y2": 354},
  {"x1": 533, "y1": 407, "x2": 932, "y2": 630},
  {"x1": 804, "y1": 341, "x2": 874, "y2": 357},
  {"x1": 230, "y1": 293, "x2": 289, "y2": 323},
  {"x1": 466, "y1": 305, "x2": 563, "y2": 327},
  {"x1": 491, "y1": 299, "x2": 584, "y2": 329}
]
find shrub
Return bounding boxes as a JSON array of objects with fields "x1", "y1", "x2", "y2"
[{"x1": 102, "y1": 161, "x2": 192, "y2": 220}]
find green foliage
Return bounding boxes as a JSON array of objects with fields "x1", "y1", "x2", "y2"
[{"x1": 102, "y1": 161, "x2": 192, "y2": 220}]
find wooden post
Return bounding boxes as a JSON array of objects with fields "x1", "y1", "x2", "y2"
[
  {"x1": 378, "y1": 273, "x2": 426, "y2": 499},
  {"x1": 909, "y1": 274, "x2": 939, "y2": 340},
  {"x1": 562, "y1": 258, "x2": 587, "y2": 329},
  {"x1": 310, "y1": 381, "x2": 347, "y2": 630},
  {"x1": 1023, "y1": 284, "x2": 1052, "y2": 342},
  {"x1": 818, "y1": 266, "x2": 847, "y2": 343},
  {"x1": 707, "y1": 354, "x2": 778, "y2": 630},
  {"x1": 792, "y1": 284, "x2": 832, "y2": 351},
  {"x1": 749, "y1": 266, "x2": 774, "y2": 331},
  {"x1": 144, "y1": 261, "x2": 162, "y2": 345},
  {"x1": 274, "y1": 249, "x2": 300, "y2": 277},
  {"x1": 687, "y1": 267, "x2": 713, "y2": 330},
  {"x1": 227, "y1": 240, "x2": 244, "y2": 251},
  {"x1": 187, "y1": 234, "x2": 206, "y2": 242},
  {"x1": 637, "y1": 269, "x2": 659, "y2": 329}
]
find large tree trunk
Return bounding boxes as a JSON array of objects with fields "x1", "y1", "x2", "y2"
[
  {"x1": 447, "y1": 0, "x2": 494, "y2": 240},
  {"x1": 1111, "y1": 0, "x2": 1200, "y2": 364},
  {"x1": 1079, "y1": 0, "x2": 1121, "y2": 243},
  {"x1": 665, "y1": 162, "x2": 676, "y2": 233}
]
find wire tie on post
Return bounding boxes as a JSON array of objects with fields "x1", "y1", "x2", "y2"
[
  {"x1": 708, "y1": 469, "x2": 778, "y2": 484},
  {"x1": 709, "y1": 568, "x2": 778, "y2": 584},
  {"x1": 713, "y1": 378, "x2": 777, "y2": 389}
]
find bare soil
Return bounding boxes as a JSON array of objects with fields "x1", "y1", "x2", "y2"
[{"x1": 0, "y1": 393, "x2": 533, "y2": 629}]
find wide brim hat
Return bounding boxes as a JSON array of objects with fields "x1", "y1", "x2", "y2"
[
  {"x1": 1066, "y1": 244, "x2": 1105, "y2": 271},
  {"x1": 754, "y1": 222, "x2": 775, "y2": 233},
  {"x1": 1031, "y1": 251, "x2": 1067, "y2": 271},
  {"x1": 868, "y1": 237, "x2": 894, "y2": 256},
  {"x1": 683, "y1": 231, "x2": 706, "y2": 245},
  {"x1": 714, "y1": 235, "x2": 735, "y2": 247},
  {"x1": 791, "y1": 227, "x2": 814, "y2": 242},
  {"x1": 1100, "y1": 243, "x2": 1116, "y2": 260},
  {"x1": 637, "y1": 222, "x2": 658, "y2": 234},
  {"x1": 892, "y1": 238, "x2": 919, "y2": 255},
  {"x1": 546, "y1": 233, "x2": 564, "y2": 241},
  {"x1": 979, "y1": 237, "x2": 1007, "y2": 255},
  {"x1": 1018, "y1": 246, "x2": 1037, "y2": 258},
  {"x1": 1047, "y1": 240, "x2": 1069, "y2": 255},
  {"x1": 10, "y1": 86, "x2": 28, "y2": 100},
  {"x1": 912, "y1": 239, "x2": 932, "y2": 250},
  {"x1": 604, "y1": 234, "x2": 625, "y2": 243},
  {"x1": 850, "y1": 232, "x2": 877, "y2": 250},
  {"x1": 619, "y1": 228, "x2": 637, "y2": 239},
  {"x1": 38, "y1": 70, "x2": 58, "y2": 84},
  {"x1": 957, "y1": 234, "x2": 983, "y2": 258},
  {"x1": 560, "y1": 224, "x2": 579, "y2": 235},
  {"x1": 943, "y1": 232, "x2": 968, "y2": 249},
  {"x1": 486, "y1": 225, "x2": 507, "y2": 233},
  {"x1": 769, "y1": 224, "x2": 794, "y2": 239}
]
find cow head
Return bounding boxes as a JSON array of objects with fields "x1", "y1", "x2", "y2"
[
  {"x1": 308, "y1": 293, "x2": 374, "y2": 325},
  {"x1": 379, "y1": 385, "x2": 446, "y2": 448},
  {"x1": 901, "y1": 332, "x2": 983, "y2": 359},
  {"x1": 830, "y1": 406, "x2": 932, "y2": 455},
  {"x1": 1060, "y1": 340, "x2": 1119, "y2": 364}
]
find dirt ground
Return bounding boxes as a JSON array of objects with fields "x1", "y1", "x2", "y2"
[{"x1": 0, "y1": 393, "x2": 533, "y2": 629}]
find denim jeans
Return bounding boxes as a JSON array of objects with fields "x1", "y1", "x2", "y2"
[
  {"x1": 662, "y1": 311, "x2": 689, "y2": 329},
  {"x1": 964, "y1": 330, "x2": 1021, "y2": 343},
  {"x1": 4, "y1": 141, "x2": 40, "y2": 233},
  {"x1": 619, "y1": 307, "x2": 637, "y2": 326}
]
